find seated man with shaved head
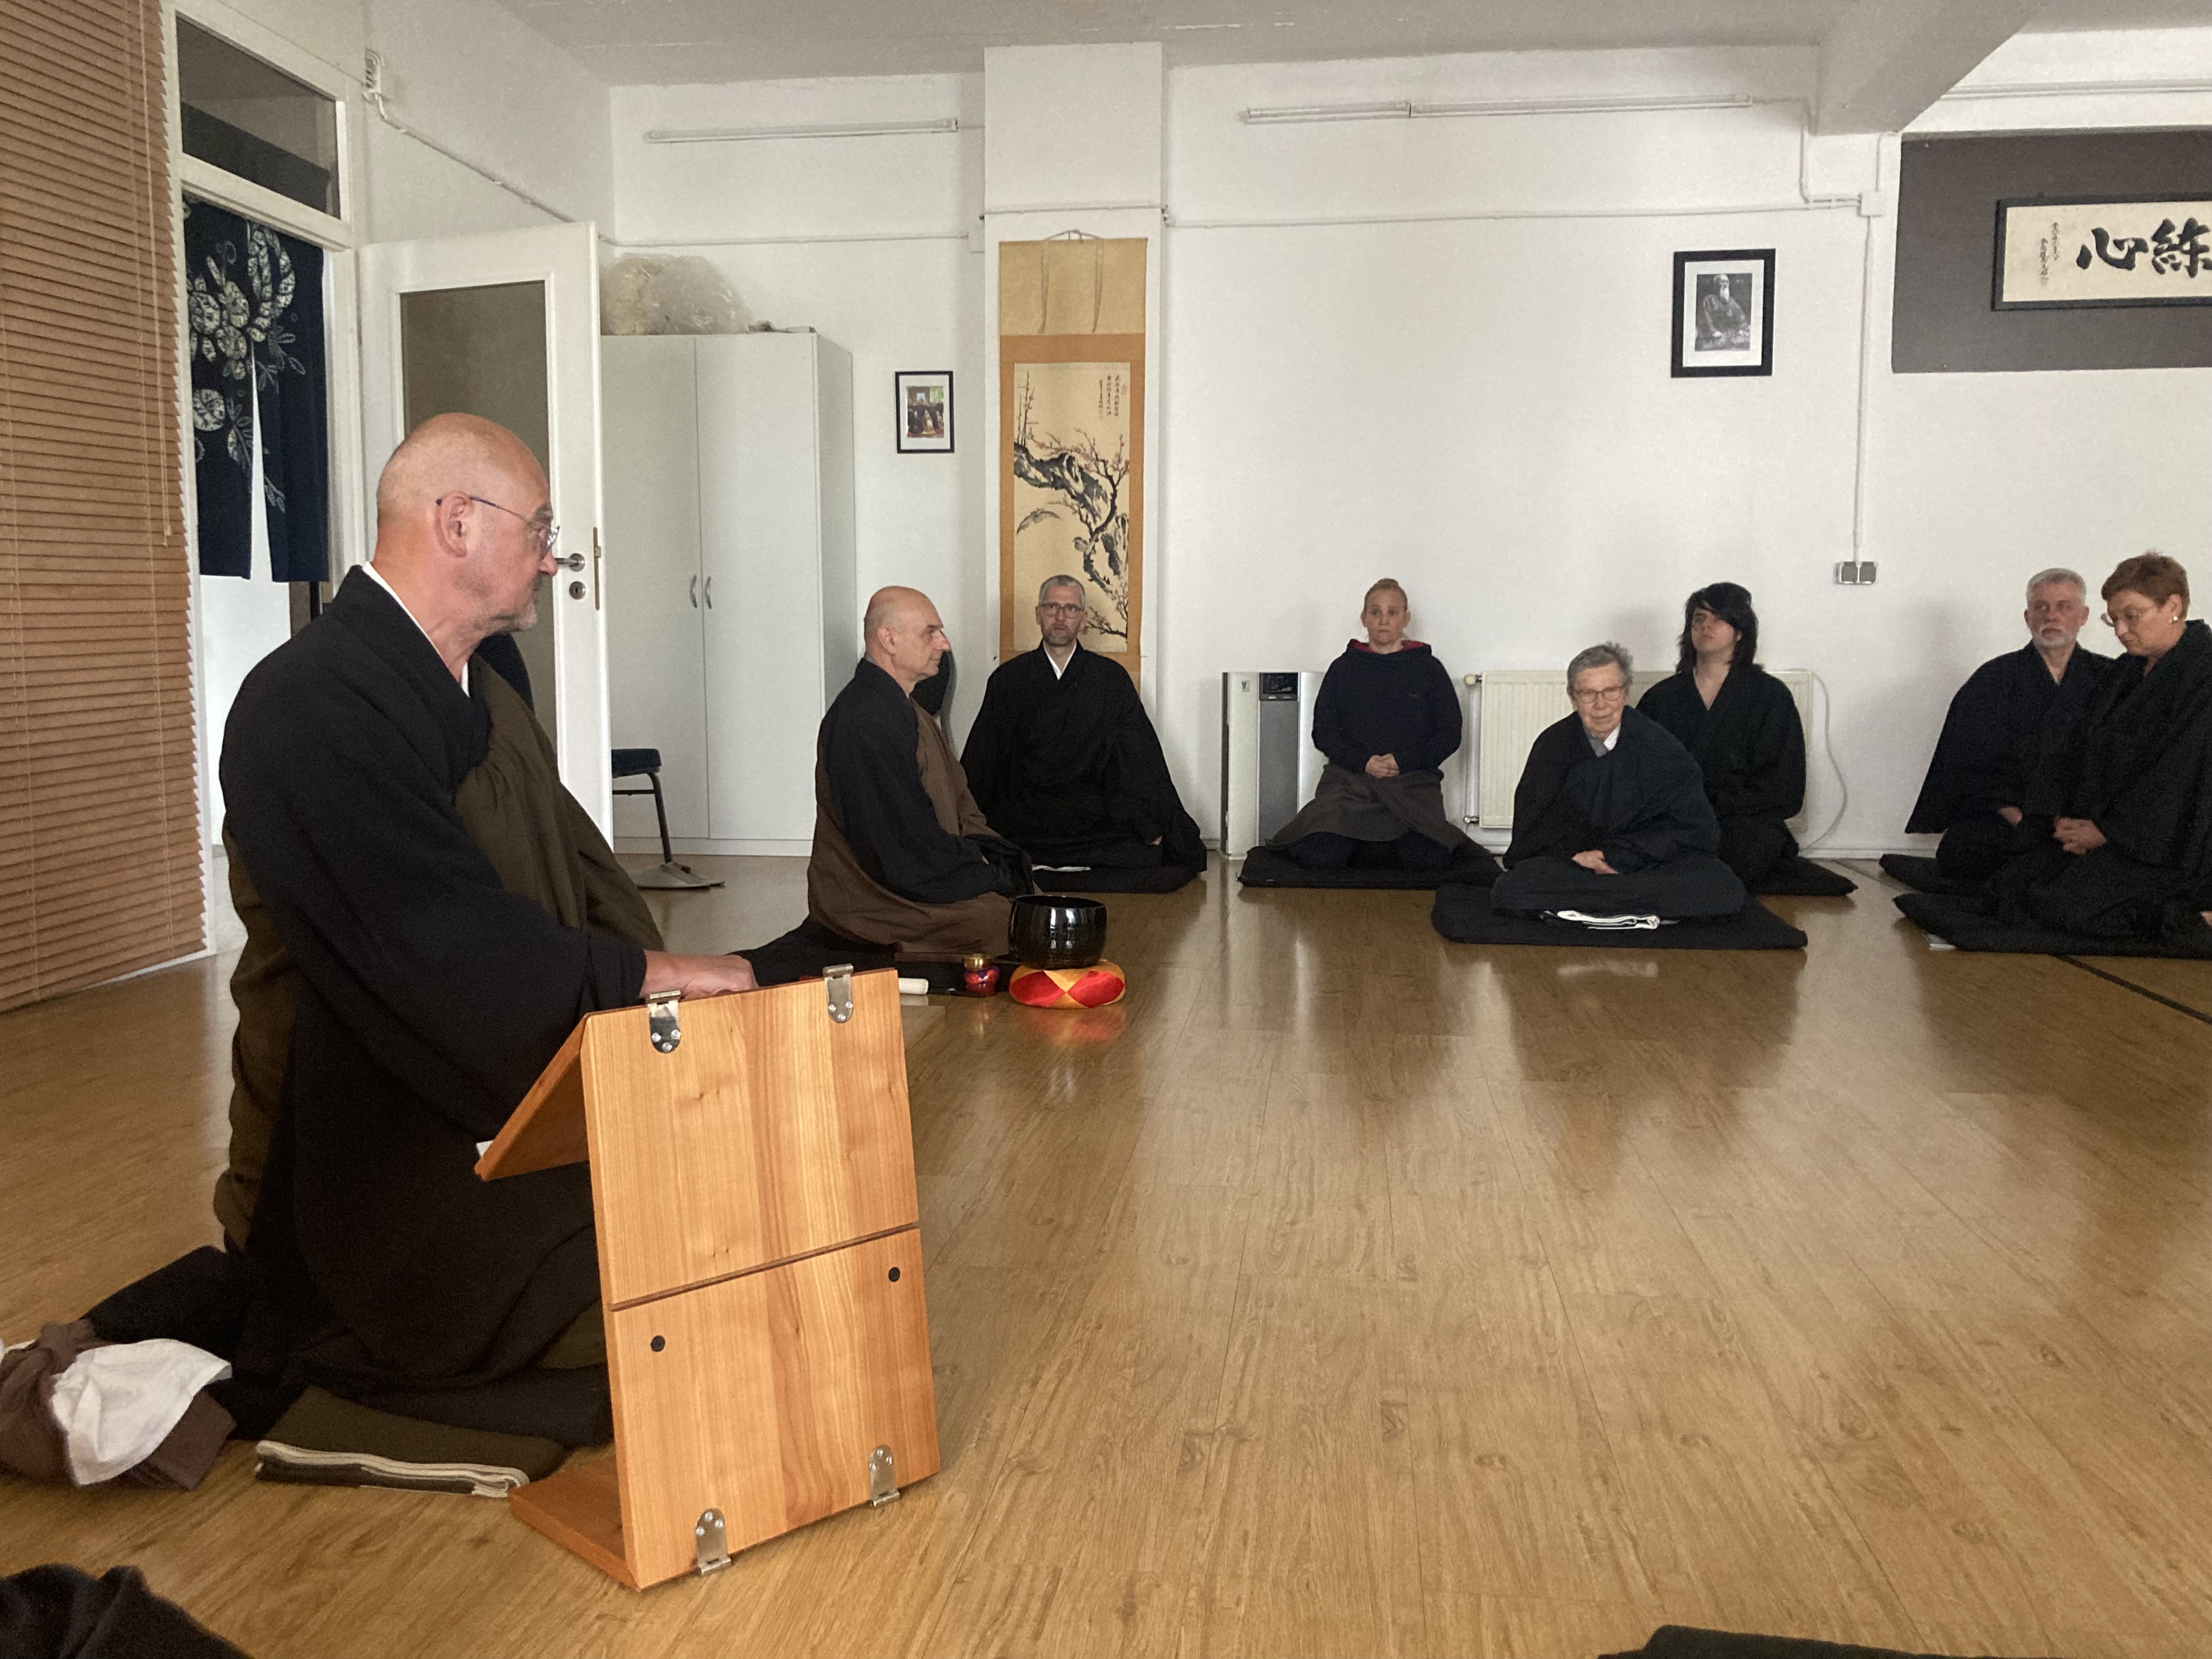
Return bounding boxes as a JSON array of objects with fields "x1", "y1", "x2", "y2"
[
  {"x1": 809, "y1": 586, "x2": 1032, "y2": 953},
  {"x1": 959, "y1": 574, "x2": 1205, "y2": 880},
  {"x1": 1490, "y1": 643, "x2": 1748, "y2": 924},
  {"x1": 217, "y1": 413, "x2": 753, "y2": 1446}
]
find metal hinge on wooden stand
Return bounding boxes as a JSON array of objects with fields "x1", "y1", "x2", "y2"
[
  {"x1": 825, "y1": 964, "x2": 853, "y2": 1024},
  {"x1": 694, "y1": 1508, "x2": 729, "y2": 1573},
  {"x1": 647, "y1": 991, "x2": 682, "y2": 1053},
  {"x1": 868, "y1": 1445, "x2": 899, "y2": 1506}
]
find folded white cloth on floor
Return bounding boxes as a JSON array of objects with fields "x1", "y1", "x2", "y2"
[
  {"x1": 1545, "y1": 910, "x2": 1666, "y2": 930},
  {"x1": 49, "y1": 1340, "x2": 232, "y2": 1486}
]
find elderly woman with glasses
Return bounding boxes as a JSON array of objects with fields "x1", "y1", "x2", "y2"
[
  {"x1": 1490, "y1": 642, "x2": 1748, "y2": 923},
  {"x1": 1994, "y1": 551, "x2": 2212, "y2": 945}
]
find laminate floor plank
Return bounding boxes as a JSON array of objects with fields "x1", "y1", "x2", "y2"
[{"x1": 5, "y1": 853, "x2": 2212, "y2": 1656}]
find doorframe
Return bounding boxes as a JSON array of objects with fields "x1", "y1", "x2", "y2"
[{"x1": 163, "y1": 0, "x2": 370, "y2": 964}]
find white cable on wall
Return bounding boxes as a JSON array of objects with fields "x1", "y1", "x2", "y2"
[{"x1": 362, "y1": 51, "x2": 573, "y2": 225}]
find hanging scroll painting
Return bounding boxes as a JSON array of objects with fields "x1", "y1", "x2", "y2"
[{"x1": 999, "y1": 238, "x2": 1147, "y2": 682}]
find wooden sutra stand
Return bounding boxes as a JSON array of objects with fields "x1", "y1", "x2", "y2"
[{"x1": 473, "y1": 966, "x2": 940, "y2": 1589}]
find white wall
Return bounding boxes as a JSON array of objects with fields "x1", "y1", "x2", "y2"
[
  {"x1": 608, "y1": 36, "x2": 2212, "y2": 854},
  {"x1": 1154, "y1": 42, "x2": 2212, "y2": 853},
  {"x1": 609, "y1": 76, "x2": 989, "y2": 729}
]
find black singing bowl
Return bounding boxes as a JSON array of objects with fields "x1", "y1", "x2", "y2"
[{"x1": 1008, "y1": 894, "x2": 1108, "y2": 969}]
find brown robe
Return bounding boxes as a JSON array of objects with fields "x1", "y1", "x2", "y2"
[
  {"x1": 214, "y1": 662, "x2": 663, "y2": 1248},
  {"x1": 806, "y1": 693, "x2": 1014, "y2": 955}
]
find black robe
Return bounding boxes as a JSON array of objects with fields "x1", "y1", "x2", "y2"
[
  {"x1": 1493, "y1": 708, "x2": 1745, "y2": 918},
  {"x1": 961, "y1": 643, "x2": 1204, "y2": 871},
  {"x1": 221, "y1": 571, "x2": 648, "y2": 1439},
  {"x1": 1996, "y1": 619, "x2": 2212, "y2": 941},
  {"x1": 1269, "y1": 640, "x2": 1472, "y2": 856},
  {"x1": 1637, "y1": 665, "x2": 1805, "y2": 885},
  {"x1": 1908, "y1": 642, "x2": 2111, "y2": 833}
]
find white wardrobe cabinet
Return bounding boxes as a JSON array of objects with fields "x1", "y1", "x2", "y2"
[{"x1": 605, "y1": 332, "x2": 857, "y2": 854}]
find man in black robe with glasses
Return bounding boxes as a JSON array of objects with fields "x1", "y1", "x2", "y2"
[
  {"x1": 961, "y1": 573, "x2": 1205, "y2": 880},
  {"x1": 1903, "y1": 567, "x2": 2111, "y2": 885}
]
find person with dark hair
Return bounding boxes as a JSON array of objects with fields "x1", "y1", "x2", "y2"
[
  {"x1": 961, "y1": 574, "x2": 1205, "y2": 879},
  {"x1": 1902, "y1": 567, "x2": 2111, "y2": 884},
  {"x1": 1637, "y1": 582, "x2": 1807, "y2": 888},
  {"x1": 1491, "y1": 644, "x2": 1747, "y2": 922},
  {"x1": 1267, "y1": 579, "x2": 1472, "y2": 871},
  {"x1": 1991, "y1": 551, "x2": 2212, "y2": 945}
]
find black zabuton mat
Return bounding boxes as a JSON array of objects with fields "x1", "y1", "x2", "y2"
[
  {"x1": 1894, "y1": 891, "x2": 2212, "y2": 959},
  {"x1": 1238, "y1": 843, "x2": 1501, "y2": 890},
  {"x1": 1032, "y1": 861, "x2": 1201, "y2": 894},
  {"x1": 1602, "y1": 1623, "x2": 2033, "y2": 1658},
  {"x1": 1877, "y1": 853, "x2": 1979, "y2": 896},
  {"x1": 1753, "y1": 856, "x2": 1857, "y2": 898},
  {"x1": 1432, "y1": 885, "x2": 1808, "y2": 950}
]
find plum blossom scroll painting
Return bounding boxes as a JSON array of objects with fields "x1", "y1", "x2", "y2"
[
  {"x1": 1995, "y1": 196, "x2": 2212, "y2": 308},
  {"x1": 1010, "y1": 360, "x2": 1134, "y2": 649}
]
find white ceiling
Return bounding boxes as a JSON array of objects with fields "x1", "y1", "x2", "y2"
[{"x1": 496, "y1": 0, "x2": 2212, "y2": 86}]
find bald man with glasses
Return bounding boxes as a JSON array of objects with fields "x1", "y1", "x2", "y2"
[
  {"x1": 1490, "y1": 642, "x2": 1747, "y2": 924},
  {"x1": 213, "y1": 413, "x2": 751, "y2": 1451}
]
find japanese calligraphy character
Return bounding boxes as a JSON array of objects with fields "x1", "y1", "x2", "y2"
[
  {"x1": 2076, "y1": 227, "x2": 2151, "y2": 270},
  {"x1": 2151, "y1": 216, "x2": 2211, "y2": 277}
]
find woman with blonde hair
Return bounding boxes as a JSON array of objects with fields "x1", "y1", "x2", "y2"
[{"x1": 1267, "y1": 578, "x2": 1472, "y2": 871}]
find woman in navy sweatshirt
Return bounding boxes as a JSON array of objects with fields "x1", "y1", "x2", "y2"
[{"x1": 1267, "y1": 579, "x2": 1473, "y2": 870}]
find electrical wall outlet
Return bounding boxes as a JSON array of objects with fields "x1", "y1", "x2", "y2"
[{"x1": 1833, "y1": 560, "x2": 1880, "y2": 585}]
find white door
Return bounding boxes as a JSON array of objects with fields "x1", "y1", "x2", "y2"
[{"x1": 358, "y1": 223, "x2": 613, "y2": 830}]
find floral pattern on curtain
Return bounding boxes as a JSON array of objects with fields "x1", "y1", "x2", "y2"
[{"x1": 184, "y1": 198, "x2": 329, "y2": 581}]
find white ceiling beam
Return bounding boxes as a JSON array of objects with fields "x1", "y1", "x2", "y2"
[{"x1": 1814, "y1": 0, "x2": 2046, "y2": 133}]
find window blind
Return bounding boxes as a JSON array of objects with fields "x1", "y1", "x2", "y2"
[{"x1": 1, "y1": 0, "x2": 202, "y2": 1012}]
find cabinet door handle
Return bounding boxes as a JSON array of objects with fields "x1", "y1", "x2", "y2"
[
  {"x1": 704, "y1": 575, "x2": 714, "y2": 609},
  {"x1": 689, "y1": 574, "x2": 698, "y2": 608}
]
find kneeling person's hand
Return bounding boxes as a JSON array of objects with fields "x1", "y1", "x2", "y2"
[
  {"x1": 642, "y1": 951, "x2": 759, "y2": 1000},
  {"x1": 1571, "y1": 849, "x2": 1618, "y2": 876}
]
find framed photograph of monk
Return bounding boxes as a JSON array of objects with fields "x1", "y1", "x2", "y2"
[
  {"x1": 1672, "y1": 249, "x2": 1775, "y2": 377},
  {"x1": 896, "y1": 370, "x2": 953, "y2": 453}
]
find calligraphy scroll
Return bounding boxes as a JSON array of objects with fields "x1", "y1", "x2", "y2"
[
  {"x1": 998, "y1": 239, "x2": 1147, "y2": 680},
  {"x1": 1995, "y1": 196, "x2": 2212, "y2": 309}
]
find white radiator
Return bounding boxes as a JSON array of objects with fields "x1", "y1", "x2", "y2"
[{"x1": 1471, "y1": 668, "x2": 1814, "y2": 834}]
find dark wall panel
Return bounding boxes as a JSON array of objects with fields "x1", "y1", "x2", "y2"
[{"x1": 1894, "y1": 129, "x2": 2212, "y2": 373}]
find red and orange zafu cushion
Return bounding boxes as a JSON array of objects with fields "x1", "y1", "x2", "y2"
[{"x1": 1008, "y1": 960, "x2": 1127, "y2": 1009}]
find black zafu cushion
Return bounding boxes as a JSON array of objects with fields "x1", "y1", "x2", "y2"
[
  {"x1": 1239, "y1": 843, "x2": 1501, "y2": 891},
  {"x1": 1432, "y1": 885, "x2": 1808, "y2": 950},
  {"x1": 610, "y1": 747, "x2": 662, "y2": 778},
  {"x1": 1034, "y1": 861, "x2": 1201, "y2": 894},
  {"x1": 1894, "y1": 890, "x2": 2212, "y2": 958},
  {"x1": 1878, "y1": 853, "x2": 1980, "y2": 896},
  {"x1": 1753, "y1": 856, "x2": 1857, "y2": 898}
]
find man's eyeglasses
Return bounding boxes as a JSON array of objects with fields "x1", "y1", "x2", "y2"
[
  {"x1": 455, "y1": 493, "x2": 559, "y2": 555},
  {"x1": 1037, "y1": 602, "x2": 1087, "y2": 617},
  {"x1": 1571, "y1": 684, "x2": 1629, "y2": 704}
]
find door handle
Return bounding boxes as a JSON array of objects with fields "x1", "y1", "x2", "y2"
[
  {"x1": 689, "y1": 574, "x2": 698, "y2": 608},
  {"x1": 558, "y1": 551, "x2": 586, "y2": 572},
  {"x1": 703, "y1": 575, "x2": 713, "y2": 609}
]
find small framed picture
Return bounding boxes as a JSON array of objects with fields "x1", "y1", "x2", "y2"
[
  {"x1": 1672, "y1": 249, "x2": 1775, "y2": 377},
  {"x1": 896, "y1": 370, "x2": 953, "y2": 453}
]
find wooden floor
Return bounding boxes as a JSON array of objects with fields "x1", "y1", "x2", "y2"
[{"x1": 5, "y1": 857, "x2": 2212, "y2": 1658}]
